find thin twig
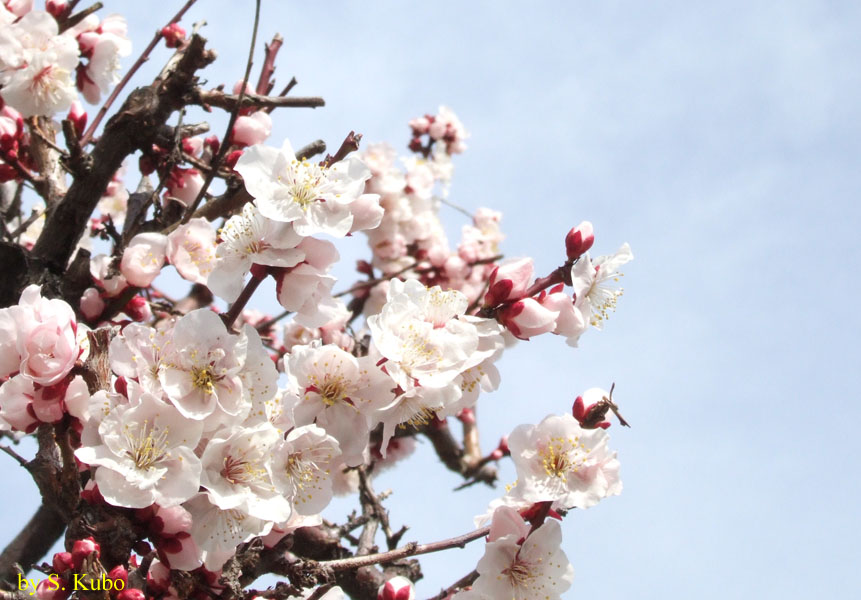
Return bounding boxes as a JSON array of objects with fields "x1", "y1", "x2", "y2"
[
  {"x1": 0, "y1": 445, "x2": 27, "y2": 467},
  {"x1": 314, "y1": 524, "x2": 490, "y2": 571},
  {"x1": 194, "y1": 90, "x2": 324, "y2": 111},
  {"x1": 79, "y1": 0, "x2": 199, "y2": 146},
  {"x1": 182, "y1": 0, "x2": 261, "y2": 223}
]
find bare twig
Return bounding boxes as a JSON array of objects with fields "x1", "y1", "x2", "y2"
[
  {"x1": 194, "y1": 90, "x2": 325, "y2": 111},
  {"x1": 314, "y1": 524, "x2": 490, "y2": 571},
  {"x1": 181, "y1": 0, "x2": 261, "y2": 223},
  {"x1": 255, "y1": 33, "x2": 283, "y2": 95},
  {"x1": 321, "y1": 131, "x2": 362, "y2": 168}
]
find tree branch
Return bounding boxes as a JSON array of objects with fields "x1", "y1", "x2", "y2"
[{"x1": 0, "y1": 505, "x2": 65, "y2": 590}]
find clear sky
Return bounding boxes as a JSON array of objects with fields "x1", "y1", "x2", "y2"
[{"x1": 3, "y1": 1, "x2": 860, "y2": 598}]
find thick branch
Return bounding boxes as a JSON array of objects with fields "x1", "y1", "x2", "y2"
[{"x1": 0, "y1": 505, "x2": 65, "y2": 589}]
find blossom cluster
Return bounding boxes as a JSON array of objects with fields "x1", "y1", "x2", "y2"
[{"x1": 0, "y1": 10, "x2": 633, "y2": 592}]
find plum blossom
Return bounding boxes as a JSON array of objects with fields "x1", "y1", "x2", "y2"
[
  {"x1": 74, "y1": 383, "x2": 203, "y2": 508},
  {"x1": 465, "y1": 509, "x2": 573, "y2": 600},
  {"x1": 287, "y1": 343, "x2": 394, "y2": 466},
  {"x1": 208, "y1": 203, "x2": 305, "y2": 302},
  {"x1": 0, "y1": 11, "x2": 79, "y2": 117},
  {"x1": 508, "y1": 413, "x2": 622, "y2": 509},
  {"x1": 185, "y1": 493, "x2": 273, "y2": 571},
  {"x1": 234, "y1": 138, "x2": 374, "y2": 237},
  {"x1": 271, "y1": 424, "x2": 341, "y2": 515},
  {"x1": 199, "y1": 422, "x2": 291, "y2": 522},
  {"x1": 275, "y1": 237, "x2": 343, "y2": 328},
  {"x1": 0, "y1": 284, "x2": 79, "y2": 386},
  {"x1": 158, "y1": 309, "x2": 248, "y2": 421},
  {"x1": 570, "y1": 242, "x2": 633, "y2": 329},
  {"x1": 120, "y1": 232, "x2": 168, "y2": 288},
  {"x1": 71, "y1": 14, "x2": 131, "y2": 104},
  {"x1": 368, "y1": 279, "x2": 478, "y2": 392},
  {"x1": 166, "y1": 217, "x2": 217, "y2": 285}
]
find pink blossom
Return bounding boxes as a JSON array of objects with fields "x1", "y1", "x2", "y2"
[
  {"x1": 4, "y1": 285, "x2": 79, "y2": 386},
  {"x1": 167, "y1": 217, "x2": 216, "y2": 285},
  {"x1": 120, "y1": 232, "x2": 168, "y2": 287}
]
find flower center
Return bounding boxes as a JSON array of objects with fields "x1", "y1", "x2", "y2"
[
  {"x1": 123, "y1": 420, "x2": 170, "y2": 470},
  {"x1": 502, "y1": 558, "x2": 536, "y2": 588},
  {"x1": 221, "y1": 452, "x2": 267, "y2": 485},
  {"x1": 191, "y1": 365, "x2": 216, "y2": 395},
  {"x1": 539, "y1": 435, "x2": 588, "y2": 479}
]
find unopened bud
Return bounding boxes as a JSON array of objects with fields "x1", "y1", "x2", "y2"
[
  {"x1": 484, "y1": 257, "x2": 533, "y2": 307},
  {"x1": 71, "y1": 537, "x2": 100, "y2": 570},
  {"x1": 565, "y1": 221, "x2": 594, "y2": 260},
  {"x1": 67, "y1": 99, "x2": 87, "y2": 137},
  {"x1": 378, "y1": 575, "x2": 415, "y2": 600},
  {"x1": 116, "y1": 589, "x2": 145, "y2": 600},
  {"x1": 46, "y1": 1, "x2": 69, "y2": 19},
  {"x1": 52, "y1": 551, "x2": 73, "y2": 574},
  {"x1": 225, "y1": 149, "x2": 244, "y2": 169},
  {"x1": 161, "y1": 23, "x2": 186, "y2": 48},
  {"x1": 36, "y1": 578, "x2": 70, "y2": 600}
]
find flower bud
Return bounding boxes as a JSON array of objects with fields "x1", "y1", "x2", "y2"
[
  {"x1": 497, "y1": 297, "x2": 558, "y2": 340},
  {"x1": 36, "y1": 578, "x2": 70, "y2": 600},
  {"x1": 565, "y1": 221, "x2": 594, "y2": 260},
  {"x1": 71, "y1": 537, "x2": 100, "y2": 570},
  {"x1": 161, "y1": 23, "x2": 186, "y2": 48},
  {"x1": 67, "y1": 100, "x2": 87, "y2": 138},
  {"x1": 123, "y1": 295, "x2": 151, "y2": 322},
  {"x1": 378, "y1": 576, "x2": 415, "y2": 600},
  {"x1": 52, "y1": 551, "x2": 74, "y2": 574},
  {"x1": 108, "y1": 565, "x2": 129, "y2": 589},
  {"x1": 46, "y1": 1, "x2": 68, "y2": 18},
  {"x1": 116, "y1": 589, "x2": 145, "y2": 600},
  {"x1": 484, "y1": 257, "x2": 533, "y2": 307},
  {"x1": 232, "y1": 111, "x2": 272, "y2": 147},
  {"x1": 80, "y1": 287, "x2": 105, "y2": 321}
]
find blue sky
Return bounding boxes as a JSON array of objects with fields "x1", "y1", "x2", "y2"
[{"x1": 3, "y1": 1, "x2": 861, "y2": 598}]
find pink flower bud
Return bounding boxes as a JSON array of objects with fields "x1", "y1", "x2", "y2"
[
  {"x1": 408, "y1": 116, "x2": 430, "y2": 134},
  {"x1": 225, "y1": 149, "x2": 244, "y2": 169},
  {"x1": 4, "y1": 0, "x2": 33, "y2": 18},
  {"x1": 484, "y1": 257, "x2": 534, "y2": 306},
  {"x1": 108, "y1": 565, "x2": 128, "y2": 589},
  {"x1": 378, "y1": 576, "x2": 415, "y2": 600},
  {"x1": 123, "y1": 295, "x2": 151, "y2": 322},
  {"x1": 565, "y1": 220, "x2": 594, "y2": 260},
  {"x1": 231, "y1": 111, "x2": 272, "y2": 146},
  {"x1": 46, "y1": 1, "x2": 68, "y2": 18},
  {"x1": 80, "y1": 287, "x2": 105, "y2": 321},
  {"x1": 52, "y1": 551, "x2": 74, "y2": 574},
  {"x1": 497, "y1": 436, "x2": 510, "y2": 455},
  {"x1": 71, "y1": 537, "x2": 100, "y2": 570},
  {"x1": 456, "y1": 407, "x2": 476, "y2": 425},
  {"x1": 36, "y1": 578, "x2": 70, "y2": 600},
  {"x1": 498, "y1": 297, "x2": 558, "y2": 340},
  {"x1": 116, "y1": 589, "x2": 145, "y2": 600},
  {"x1": 67, "y1": 100, "x2": 87, "y2": 137},
  {"x1": 428, "y1": 120, "x2": 447, "y2": 140},
  {"x1": 161, "y1": 23, "x2": 186, "y2": 48}
]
